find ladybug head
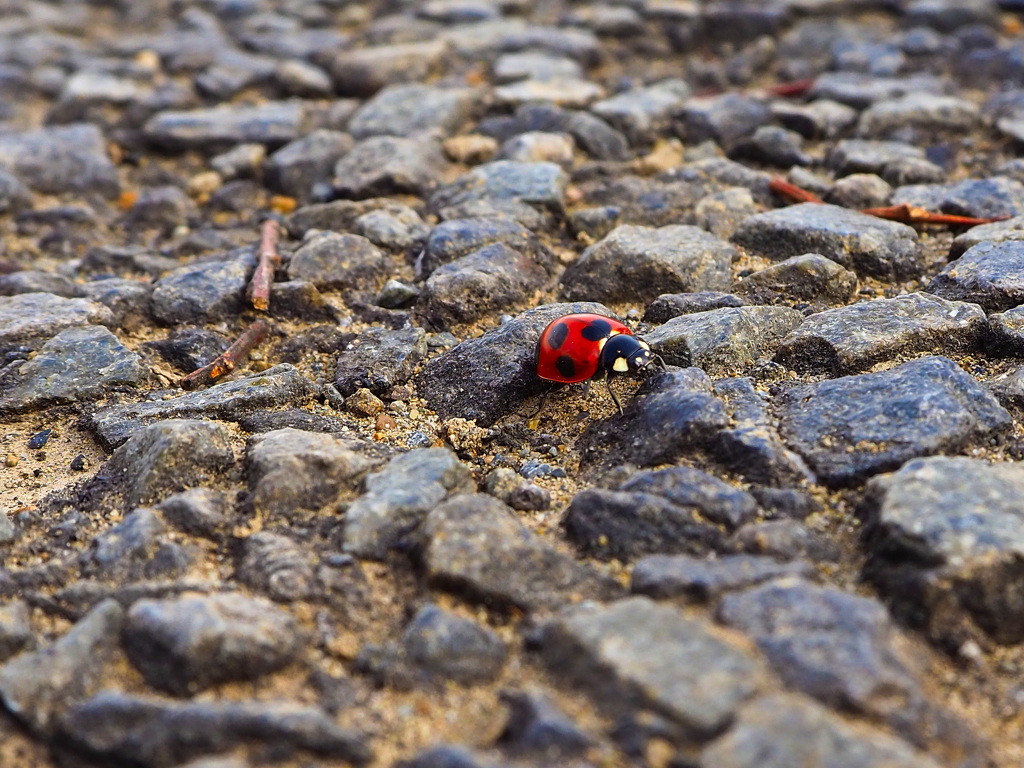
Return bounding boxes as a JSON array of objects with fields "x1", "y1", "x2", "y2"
[{"x1": 600, "y1": 333, "x2": 657, "y2": 376}]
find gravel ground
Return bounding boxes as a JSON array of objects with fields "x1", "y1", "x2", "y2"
[{"x1": 3, "y1": 1, "x2": 1024, "y2": 767}]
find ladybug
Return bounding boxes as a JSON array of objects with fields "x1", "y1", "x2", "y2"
[{"x1": 535, "y1": 313, "x2": 662, "y2": 413}]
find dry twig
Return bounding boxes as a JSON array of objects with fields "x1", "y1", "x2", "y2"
[
  {"x1": 248, "y1": 219, "x2": 281, "y2": 312},
  {"x1": 180, "y1": 319, "x2": 270, "y2": 390}
]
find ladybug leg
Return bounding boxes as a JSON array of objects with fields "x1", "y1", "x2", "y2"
[
  {"x1": 603, "y1": 373, "x2": 624, "y2": 415},
  {"x1": 525, "y1": 383, "x2": 556, "y2": 421}
]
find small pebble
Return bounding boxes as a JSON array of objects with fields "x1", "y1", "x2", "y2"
[
  {"x1": 27, "y1": 429, "x2": 52, "y2": 449},
  {"x1": 5, "y1": 454, "x2": 18, "y2": 467},
  {"x1": 375, "y1": 413, "x2": 397, "y2": 431},
  {"x1": 70, "y1": 454, "x2": 87, "y2": 471}
]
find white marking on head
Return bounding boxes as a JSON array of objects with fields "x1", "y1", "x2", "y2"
[{"x1": 612, "y1": 357, "x2": 630, "y2": 373}]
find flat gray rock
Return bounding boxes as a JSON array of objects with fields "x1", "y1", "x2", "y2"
[
  {"x1": 774, "y1": 293, "x2": 986, "y2": 375},
  {"x1": 701, "y1": 694, "x2": 943, "y2": 768},
  {"x1": 631, "y1": 554, "x2": 815, "y2": 603},
  {"x1": 893, "y1": 177, "x2": 1024, "y2": 220},
  {"x1": 420, "y1": 216, "x2": 550, "y2": 276},
  {"x1": 776, "y1": 356, "x2": 1012, "y2": 487},
  {"x1": 143, "y1": 101, "x2": 308, "y2": 152},
  {"x1": 718, "y1": 579, "x2": 960, "y2": 750},
  {"x1": 560, "y1": 224, "x2": 736, "y2": 304},
  {"x1": 950, "y1": 214, "x2": 1024, "y2": 259},
  {"x1": 810, "y1": 72, "x2": 948, "y2": 110},
  {"x1": 262, "y1": 129, "x2": 353, "y2": 199},
  {"x1": 827, "y1": 138, "x2": 928, "y2": 177},
  {"x1": 731, "y1": 203, "x2": 922, "y2": 280},
  {"x1": 418, "y1": 242, "x2": 548, "y2": 329},
  {"x1": 590, "y1": 79, "x2": 690, "y2": 145},
  {"x1": 645, "y1": 305, "x2": 803, "y2": 376},
  {"x1": 734, "y1": 253, "x2": 858, "y2": 312},
  {"x1": 334, "y1": 327, "x2": 427, "y2": 397},
  {"x1": 89, "y1": 364, "x2": 318, "y2": 450},
  {"x1": 0, "y1": 123, "x2": 119, "y2": 197},
  {"x1": 247, "y1": 428, "x2": 377, "y2": 523},
  {"x1": 864, "y1": 457, "x2": 1024, "y2": 645},
  {"x1": 236, "y1": 532, "x2": 316, "y2": 603},
  {"x1": 343, "y1": 448, "x2": 474, "y2": 560},
  {"x1": 857, "y1": 94, "x2": 980, "y2": 140},
  {"x1": 286, "y1": 232, "x2": 390, "y2": 292},
  {"x1": 413, "y1": 301, "x2": 611, "y2": 425},
  {"x1": 96, "y1": 420, "x2": 236, "y2": 511},
  {"x1": 58, "y1": 692, "x2": 372, "y2": 768},
  {"x1": 429, "y1": 160, "x2": 568, "y2": 227},
  {"x1": 150, "y1": 254, "x2": 254, "y2": 325},
  {"x1": 329, "y1": 40, "x2": 450, "y2": 96},
  {"x1": 0, "y1": 599, "x2": 123, "y2": 734},
  {"x1": 333, "y1": 135, "x2": 448, "y2": 199},
  {"x1": 538, "y1": 597, "x2": 764, "y2": 738},
  {"x1": 123, "y1": 593, "x2": 301, "y2": 695},
  {"x1": 0, "y1": 601, "x2": 31, "y2": 662},
  {"x1": 423, "y1": 494, "x2": 621, "y2": 611},
  {"x1": 927, "y1": 241, "x2": 1024, "y2": 311},
  {"x1": 348, "y1": 83, "x2": 479, "y2": 139},
  {"x1": 0, "y1": 326, "x2": 143, "y2": 413},
  {"x1": 0, "y1": 270, "x2": 81, "y2": 298},
  {"x1": 0, "y1": 293, "x2": 115, "y2": 358}
]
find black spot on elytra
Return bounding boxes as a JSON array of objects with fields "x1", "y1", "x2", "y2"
[
  {"x1": 556, "y1": 355, "x2": 576, "y2": 379},
  {"x1": 548, "y1": 321, "x2": 569, "y2": 349},
  {"x1": 581, "y1": 318, "x2": 613, "y2": 341}
]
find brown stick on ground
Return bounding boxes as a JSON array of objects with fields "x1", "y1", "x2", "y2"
[
  {"x1": 859, "y1": 204, "x2": 1010, "y2": 227},
  {"x1": 180, "y1": 319, "x2": 270, "y2": 390},
  {"x1": 769, "y1": 177, "x2": 825, "y2": 204},
  {"x1": 248, "y1": 219, "x2": 281, "y2": 311}
]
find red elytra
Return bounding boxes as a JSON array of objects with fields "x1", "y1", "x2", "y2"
[{"x1": 536, "y1": 313, "x2": 633, "y2": 383}]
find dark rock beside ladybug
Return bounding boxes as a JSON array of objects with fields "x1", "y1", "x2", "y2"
[
  {"x1": 559, "y1": 224, "x2": 736, "y2": 305},
  {"x1": 414, "y1": 301, "x2": 614, "y2": 426}
]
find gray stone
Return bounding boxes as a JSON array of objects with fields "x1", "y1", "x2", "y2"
[
  {"x1": 423, "y1": 494, "x2": 620, "y2": 611},
  {"x1": 728, "y1": 519, "x2": 840, "y2": 562},
  {"x1": 150, "y1": 254, "x2": 253, "y2": 324},
  {"x1": 0, "y1": 293, "x2": 114, "y2": 358},
  {"x1": 58, "y1": 692, "x2": 371, "y2": 768},
  {"x1": 730, "y1": 126, "x2": 812, "y2": 167},
  {"x1": 497, "y1": 689, "x2": 592, "y2": 758},
  {"x1": 564, "y1": 486, "x2": 728, "y2": 562},
  {"x1": 619, "y1": 466, "x2": 761, "y2": 530},
  {"x1": 631, "y1": 554, "x2": 815, "y2": 603},
  {"x1": 263, "y1": 129, "x2": 354, "y2": 199},
  {"x1": 645, "y1": 305, "x2": 803, "y2": 376},
  {"x1": 496, "y1": 131, "x2": 574, "y2": 165},
  {"x1": 418, "y1": 242, "x2": 548, "y2": 329},
  {"x1": 157, "y1": 488, "x2": 230, "y2": 540},
  {"x1": 0, "y1": 600, "x2": 31, "y2": 662},
  {"x1": 827, "y1": 138, "x2": 928, "y2": 177},
  {"x1": 429, "y1": 161, "x2": 568, "y2": 225},
  {"x1": 354, "y1": 205, "x2": 430, "y2": 252},
  {"x1": 237, "y1": 532, "x2": 317, "y2": 603},
  {"x1": 857, "y1": 94, "x2": 980, "y2": 140},
  {"x1": 712, "y1": 377, "x2": 814, "y2": 487},
  {"x1": 0, "y1": 123, "x2": 119, "y2": 197},
  {"x1": 825, "y1": 173, "x2": 893, "y2": 209},
  {"x1": 335, "y1": 327, "x2": 427, "y2": 397},
  {"x1": 81, "y1": 278, "x2": 153, "y2": 330},
  {"x1": 286, "y1": 232, "x2": 389, "y2": 292},
  {"x1": 695, "y1": 187, "x2": 760, "y2": 239},
  {"x1": 0, "y1": 271, "x2": 81, "y2": 298},
  {"x1": 775, "y1": 293, "x2": 986, "y2": 375},
  {"x1": 413, "y1": 301, "x2": 612, "y2": 425},
  {"x1": 0, "y1": 326, "x2": 143, "y2": 413},
  {"x1": 864, "y1": 456, "x2": 1024, "y2": 645},
  {"x1": 676, "y1": 93, "x2": 773, "y2": 151},
  {"x1": 78, "y1": 508, "x2": 184, "y2": 584},
  {"x1": 643, "y1": 292, "x2": 747, "y2": 323},
  {"x1": 401, "y1": 604, "x2": 507, "y2": 685},
  {"x1": 492, "y1": 51, "x2": 582, "y2": 83},
  {"x1": 771, "y1": 98, "x2": 858, "y2": 140},
  {"x1": 927, "y1": 241, "x2": 1024, "y2": 311},
  {"x1": 483, "y1": 467, "x2": 550, "y2": 512},
  {"x1": 121, "y1": 186, "x2": 197, "y2": 232},
  {"x1": 731, "y1": 202, "x2": 923, "y2": 280},
  {"x1": 719, "y1": 578, "x2": 970, "y2": 754},
  {"x1": 333, "y1": 135, "x2": 447, "y2": 198},
  {"x1": 701, "y1": 694, "x2": 943, "y2": 768},
  {"x1": 144, "y1": 326, "x2": 229, "y2": 373},
  {"x1": 420, "y1": 216, "x2": 549, "y2": 276},
  {"x1": 0, "y1": 168, "x2": 32, "y2": 213},
  {"x1": 950, "y1": 215, "x2": 1024, "y2": 259},
  {"x1": 0, "y1": 599, "x2": 123, "y2": 734},
  {"x1": 893, "y1": 177, "x2": 1024, "y2": 220},
  {"x1": 478, "y1": 102, "x2": 628, "y2": 161},
  {"x1": 538, "y1": 597, "x2": 764, "y2": 738},
  {"x1": 776, "y1": 356, "x2": 1012, "y2": 487},
  {"x1": 904, "y1": 0, "x2": 1000, "y2": 32},
  {"x1": 809, "y1": 71, "x2": 948, "y2": 110},
  {"x1": 89, "y1": 365, "x2": 318, "y2": 450},
  {"x1": 267, "y1": 280, "x2": 338, "y2": 322},
  {"x1": 123, "y1": 593, "x2": 301, "y2": 695},
  {"x1": 579, "y1": 368, "x2": 730, "y2": 471},
  {"x1": 343, "y1": 448, "x2": 474, "y2": 560},
  {"x1": 143, "y1": 101, "x2": 308, "y2": 152},
  {"x1": 247, "y1": 428, "x2": 375, "y2": 522},
  {"x1": 329, "y1": 40, "x2": 450, "y2": 96},
  {"x1": 590, "y1": 79, "x2": 690, "y2": 145},
  {"x1": 988, "y1": 305, "x2": 1024, "y2": 355},
  {"x1": 734, "y1": 253, "x2": 858, "y2": 312},
  {"x1": 493, "y1": 77, "x2": 606, "y2": 110},
  {"x1": 348, "y1": 84, "x2": 479, "y2": 139},
  {"x1": 96, "y1": 420, "x2": 236, "y2": 510},
  {"x1": 560, "y1": 224, "x2": 736, "y2": 304}
]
